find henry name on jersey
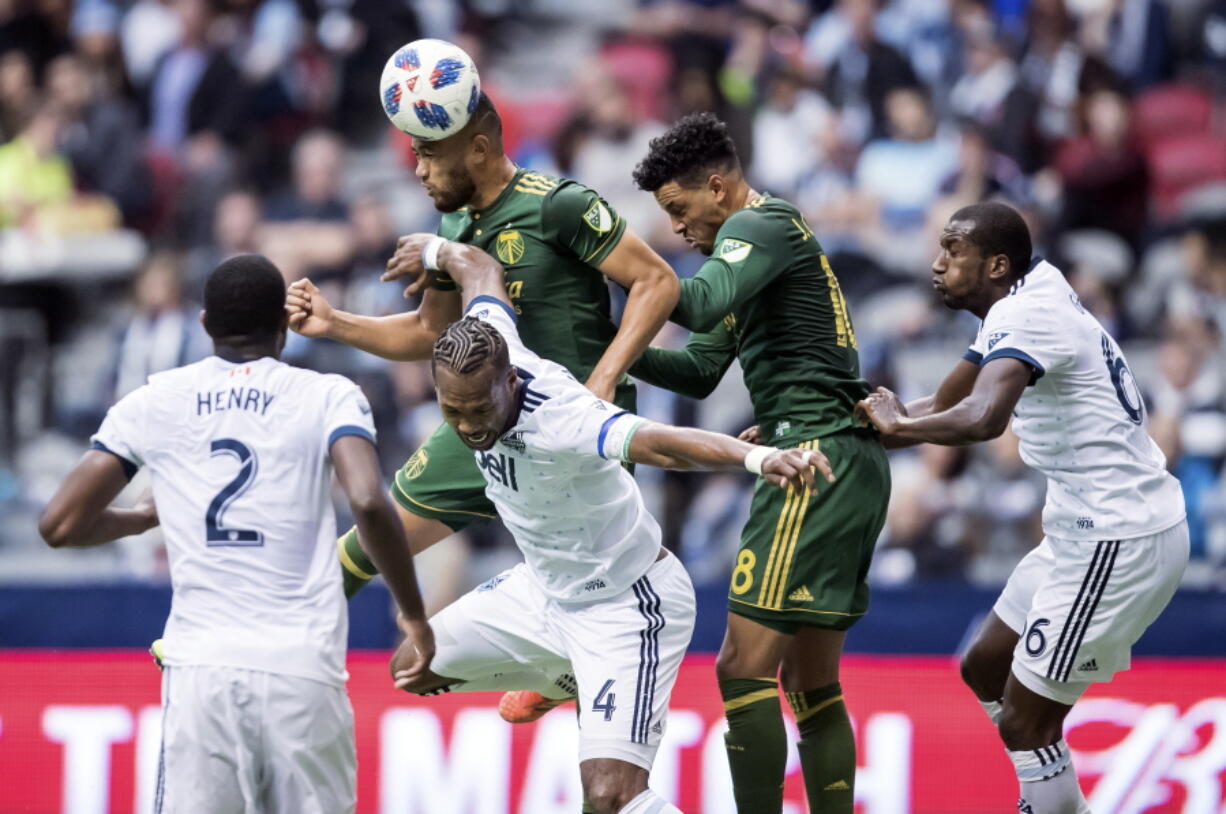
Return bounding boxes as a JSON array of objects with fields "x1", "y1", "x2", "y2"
[{"x1": 195, "y1": 386, "x2": 276, "y2": 417}]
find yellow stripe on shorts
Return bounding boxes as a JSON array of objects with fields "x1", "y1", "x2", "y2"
[{"x1": 769, "y1": 439, "x2": 819, "y2": 608}]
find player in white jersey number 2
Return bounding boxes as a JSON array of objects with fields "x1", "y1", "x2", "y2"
[
  {"x1": 858, "y1": 203, "x2": 1188, "y2": 814},
  {"x1": 382, "y1": 234, "x2": 835, "y2": 814},
  {"x1": 39, "y1": 255, "x2": 435, "y2": 814}
]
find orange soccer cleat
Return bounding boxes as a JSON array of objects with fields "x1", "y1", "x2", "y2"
[{"x1": 498, "y1": 691, "x2": 573, "y2": 724}]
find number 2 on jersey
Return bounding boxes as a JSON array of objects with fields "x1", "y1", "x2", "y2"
[{"x1": 206, "y1": 438, "x2": 263, "y2": 546}]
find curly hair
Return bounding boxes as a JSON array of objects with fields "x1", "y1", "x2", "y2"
[
  {"x1": 431, "y1": 316, "x2": 509, "y2": 375},
  {"x1": 632, "y1": 112, "x2": 740, "y2": 192}
]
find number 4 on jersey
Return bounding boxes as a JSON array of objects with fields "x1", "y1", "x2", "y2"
[
  {"x1": 593, "y1": 679, "x2": 617, "y2": 721},
  {"x1": 206, "y1": 438, "x2": 264, "y2": 546}
]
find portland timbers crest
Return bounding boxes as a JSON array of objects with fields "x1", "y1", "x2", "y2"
[
  {"x1": 496, "y1": 230, "x2": 525, "y2": 264},
  {"x1": 405, "y1": 449, "x2": 429, "y2": 479}
]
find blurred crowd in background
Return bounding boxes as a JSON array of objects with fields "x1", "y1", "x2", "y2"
[{"x1": 2, "y1": 0, "x2": 1225, "y2": 610}]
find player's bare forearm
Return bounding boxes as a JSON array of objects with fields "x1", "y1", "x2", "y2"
[
  {"x1": 628, "y1": 422, "x2": 835, "y2": 492},
  {"x1": 40, "y1": 452, "x2": 157, "y2": 547},
  {"x1": 332, "y1": 437, "x2": 428, "y2": 623},
  {"x1": 627, "y1": 422, "x2": 756, "y2": 471},
  {"x1": 589, "y1": 233, "x2": 680, "y2": 400},
  {"x1": 436, "y1": 241, "x2": 509, "y2": 308},
  {"x1": 329, "y1": 309, "x2": 438, "y2": 361},
  {"x1": 859, "y1": 359, "x2": 1028, "y2": 446},
  {"x1": 871, "y1": 359, "x2": 983, "y2": 449}
]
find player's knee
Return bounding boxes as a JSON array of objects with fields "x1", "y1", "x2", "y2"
[
  {"x1": 714, "y1": 644, "x2": 743, "y2": 682},
  {"x1": 582, "y1": 777, "x2": 636, "y2": 814},
  {"x1": 997, "y1": 703, "x2": 1061, "y2": 751}
]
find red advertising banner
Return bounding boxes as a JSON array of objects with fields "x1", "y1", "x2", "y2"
[{"x1": 0, "y1": 651, "x2": 1223, "y2": 813}]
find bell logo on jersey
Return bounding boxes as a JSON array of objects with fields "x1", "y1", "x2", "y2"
[
  {"x1": 582, "y1": 201, "x2": 613, "y2": 234},
  {"x1": 717, "y1": 238, "x2": 753, "y2": 264},
  {"x1": 478, "y1": 450, "x2": 519, "y2": 491},
  {"x1": 495, "y1": 230, "x2": 525, "y2": 265}
]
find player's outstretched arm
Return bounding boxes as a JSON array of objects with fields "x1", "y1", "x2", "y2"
[
  {"x1": 383, "y1": 234, "x2": 509, "y2": 310},
  {"x1": 39, "y1": 452, "x2": 158, "y2": 548},
  {"x1": 626, "y1": 422, "x2": 836, "y2": 493},
  {"x1": 867, "y1": 358, "x2": 983, "y2": 449},
  {"x1": 331, "y1": 435, "x2": 434, "y2": 680},
  {"x1": 858, "y1": 357, "x2": 1030, "y2": 446},
  {"x1": 586, "y1": 229, "x2": 680, "y2": 401},
  {"x1": 286, "y1": 277, "x2": 458, "y2": 361}
]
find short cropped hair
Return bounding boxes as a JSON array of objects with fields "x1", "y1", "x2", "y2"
[
  {"x1": 632, "y1": 112, "x2": 740, "y2": 192},
  {"x1": 463, "y1": 92, "x2": 503, "y2": 149},
  {"x1": 202, "y1": 254, "x2": 286, "y2": 341},
  {"x1": 951, "y1": 201, "x2": 1033, "y2": 279},
  {"x1": 432, "y1": 316, "x2": 508, "y2": 376}
]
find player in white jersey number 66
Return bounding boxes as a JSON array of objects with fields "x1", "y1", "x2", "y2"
[
  {"x1": 384, "y1": 234, "x2": 835, "y2": 814},
  {"x1": 858, "y1": 202, "x2": 1188, "y2": 814}
]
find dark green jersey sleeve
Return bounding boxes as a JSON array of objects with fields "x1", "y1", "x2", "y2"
[
  {"x1": 542, "y1": 182, "x2": 627, "y2": 267},
  {"x1": 630, "y1": 318, "x2": 737, "y2": 400},
  {"x1": 673, "y1": 208, "x2": 789, "y2": 332}
]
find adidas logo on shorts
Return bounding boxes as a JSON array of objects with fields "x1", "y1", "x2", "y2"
[
  {"x1": 1077, "y1": 658, "x2": 1098, "y2": 672},
  {"x1": 788, "y1": 586, "x2": 815, "y2": 602},
  {"x1": 824, "y1": 779, "x2": 849, "y2": 791}
]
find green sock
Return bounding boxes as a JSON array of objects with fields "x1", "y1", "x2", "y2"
[
  {"x1": 720, "y1": 677, "x2": 786, "y2": 814},
  {"x1": 786, "y1": 682, "x2": 855, "y2": 813},
  {"x1": 580, "y1": 801, "x2": 596, "y2": 814},
  {"x1": 337, "y1": 527, "x2": 377, "y2": 598}
]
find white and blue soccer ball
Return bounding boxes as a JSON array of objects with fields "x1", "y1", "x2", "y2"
[{"x1": 379, "y1": 39, "x2": 481, "y2": 140}]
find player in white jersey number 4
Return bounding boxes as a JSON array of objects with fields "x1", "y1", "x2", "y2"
[
  {"x1": 858, "y1": 203, "x2": 1189, "y2": 814},
  {"x1": 382, "y1": 234, "x2": 835, "y2": 814},
  {"x1": 39, "y1": 255, "x2": 435, "y2": 814}
]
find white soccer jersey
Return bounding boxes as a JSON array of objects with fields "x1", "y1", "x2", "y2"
[
  {"x1": 463, "y1": 296, "x2": 661, "y2": 603},
  {"x1": 966, "y1": 259, "x2": 1184, "y2": 541},
  {"x1": 91, "y1": 356, "x2": 376, "y2": 684}
]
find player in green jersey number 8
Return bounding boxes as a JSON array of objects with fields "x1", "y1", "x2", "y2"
[{"x1": 627, "y1": 114, "x2": 891, "y2": 814}]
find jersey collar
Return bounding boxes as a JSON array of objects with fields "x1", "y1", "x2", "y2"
[{"x1": 471, "y1": 166, "x2": 527, "y2": 217}]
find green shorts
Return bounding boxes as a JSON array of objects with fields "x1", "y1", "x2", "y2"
[
  {"x1": 728, "y1": 429, "x2": 890, "y2": 634},
  {"x1": 392, "y1": 422, "x2": 495, "y2": 531}
]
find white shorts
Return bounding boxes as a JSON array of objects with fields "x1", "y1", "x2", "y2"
[
  {"x1": 157, "y1": 665, "x2": 355, "y2": 814},
  {"x1": 994, "y1": 520, "x2": 1189, "y2": 705},
  {"x1": 429, "y1": 551, "x2": 696, "y2": 770}
]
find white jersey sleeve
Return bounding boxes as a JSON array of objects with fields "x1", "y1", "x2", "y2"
[
  {"x1": 320, "y1": 377, "x2": 376, "y2": 453},
  {"x1": 969, "y1": 293, "x2": 1077, "y2": 384},
  {"x1": 90, "y1": 385, "x2": 151, "y2": 477},
  {"x1": 533, "y1": 396, "x2": 648, "y2": 463},
  {"x1": 464, "y1": 296, "x2": 539, "y2": 370}
]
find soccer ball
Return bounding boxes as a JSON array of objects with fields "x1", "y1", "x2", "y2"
[{"x1": 379, "y1": 39, "x2": 481, "y2": 141}]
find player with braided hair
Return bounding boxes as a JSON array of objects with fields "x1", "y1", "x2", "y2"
[{"x1": 381, "y1": 235, "x2": 837, "y2": 814}]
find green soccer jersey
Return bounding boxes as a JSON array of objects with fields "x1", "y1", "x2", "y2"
[
  {"x1": 434, "y1": 167, "x2": 634, "y2": 408},
  {"x1": 631, "y1": 195, "x2": 869, "y2": 442}
]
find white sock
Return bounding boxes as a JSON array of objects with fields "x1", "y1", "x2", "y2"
[
  {"x1": 618, "y1": 789, "x2": 682, "y2": 814},
  {"x1": 1009, "y1": 740, "x2": 1091, "y2": 814},
  {"x1": 980, "y1": 698, "x2": 1004, "y2": 725}
]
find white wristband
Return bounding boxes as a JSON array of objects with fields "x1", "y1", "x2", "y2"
[
  {"x1": 744, "y1": 446, "x2": 778, "y2": 475},
  {"x1": 421, "y1": 236, "x2": 447, "y2": 272}
]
